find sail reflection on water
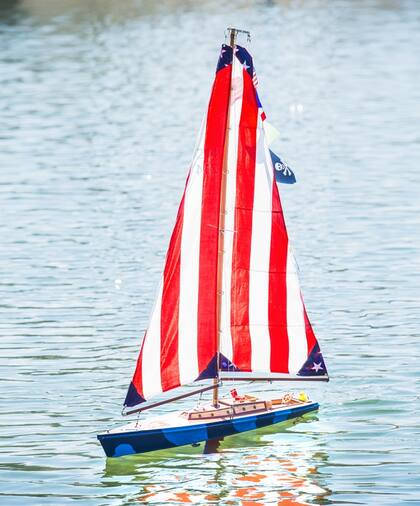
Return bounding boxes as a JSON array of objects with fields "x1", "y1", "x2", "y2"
[
  {"x1": 104, "y1": 415, "x2": 330, "y2": 504},
  {"x1": 133, "y1": 450, "x2": 330, "y2": 504}
]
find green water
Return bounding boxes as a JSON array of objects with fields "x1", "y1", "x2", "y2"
[{"x1": 1, "y1": 0, "x2": 419, "y2": 504}]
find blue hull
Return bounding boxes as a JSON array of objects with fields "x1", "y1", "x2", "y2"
[{"x1": 98, "y1": 402, "x2": 318, "y2": 458}]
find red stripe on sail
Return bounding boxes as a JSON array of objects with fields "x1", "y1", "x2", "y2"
[
  {"x1": 231, "y1": 70, "x2": 259, "y2": 371},
  {"x1": 159, "y1": 194, "x2": 186, "y2": 392},
  {"x1": 197, "y1": 65, "x2": 232, "y2": 372},
  {"x1": 268, "y1": 180, "x2": 290, "y2": 372}
]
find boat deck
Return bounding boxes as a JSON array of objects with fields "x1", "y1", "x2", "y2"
[{"x1": 104, "y1": 395, "x2": 312, "y2": 435}]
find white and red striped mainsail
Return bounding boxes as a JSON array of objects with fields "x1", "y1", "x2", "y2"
[{"x1": 124, "y1": 43, "x2": 328, "y2": 409}]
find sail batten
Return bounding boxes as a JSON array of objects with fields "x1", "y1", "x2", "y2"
[{"x1": 124, "y1": 42, "x2": 328, "y2": 409}]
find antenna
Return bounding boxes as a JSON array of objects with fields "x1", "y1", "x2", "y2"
[{"x1": 226, "y1": 27, "x2": 251, "y2": 47}]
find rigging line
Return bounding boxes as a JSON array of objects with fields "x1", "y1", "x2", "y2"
[{"x1": 123, "y1": 383, "x2": 219, "y2": 416}]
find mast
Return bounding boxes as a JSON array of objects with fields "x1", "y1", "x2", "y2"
[{"x1": 213, "y1": 27, "x2": 243, "y2": 407}]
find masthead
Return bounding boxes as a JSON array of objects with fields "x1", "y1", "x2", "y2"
[{"x1": 226, "y1": 27, "x2": 251, "y2": 47}]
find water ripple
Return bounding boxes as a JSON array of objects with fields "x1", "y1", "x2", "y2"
[{"x1": 1, "y1": 0, "x2": 420, "y2": 505}]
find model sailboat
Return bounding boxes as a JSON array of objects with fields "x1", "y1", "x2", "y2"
[{"x1": 98, "y1": 28, "x2": 328, "y2": 458}]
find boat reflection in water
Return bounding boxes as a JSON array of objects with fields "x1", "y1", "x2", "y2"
[{"x1": 103, "y1": 413, "x2": 331, "y2": 504}]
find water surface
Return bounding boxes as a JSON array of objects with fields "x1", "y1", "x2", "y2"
[{"x1": 1, "y1": 0, "x2": 419, "y2": 504}]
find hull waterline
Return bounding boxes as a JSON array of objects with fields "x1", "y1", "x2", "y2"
[{"x1": 98, "y1": 401, "x2": 318, "y2": 458}]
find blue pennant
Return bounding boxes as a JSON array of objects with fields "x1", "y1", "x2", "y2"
[{"x1": 270, "y1": 150, "x2": 296, "y2": 184}]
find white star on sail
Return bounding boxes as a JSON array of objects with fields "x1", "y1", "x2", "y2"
[
  {"x1": 242, "y1": 60, "x2": 250, "y2": 70},
  {"x1": 311, "y1": 362, "x2": 323, "y2": 372}
]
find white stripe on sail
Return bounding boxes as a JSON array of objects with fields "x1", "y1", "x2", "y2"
[
  {"x1": 178, "y1": 119, "x2": 206, "y2": 385},
  {"x1": 141, "y1": 281, "x2": 163, "y2": 399},
  {"x1": 249, "y1": 118, "x2": 273, "y2": 372},
  {"x1": 286, "y1": 246, "x2": 308, "y2": 373},
  {"x1": 220, "y1": 53, "x2": 243, "y2": 362}
]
